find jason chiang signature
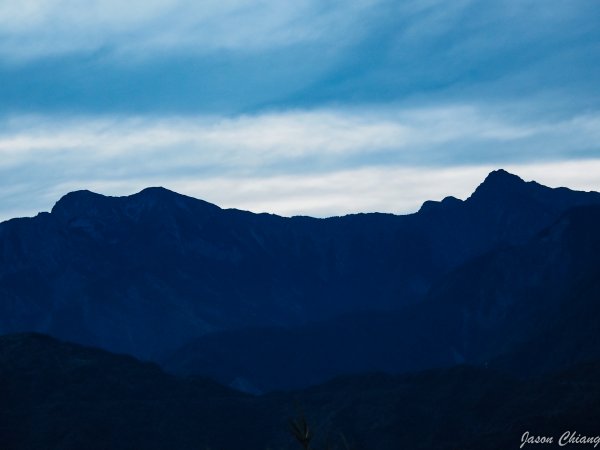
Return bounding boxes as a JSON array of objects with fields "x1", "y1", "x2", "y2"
[{"x1": 521, "y1": 431, "x2": 600, "y2": 448}]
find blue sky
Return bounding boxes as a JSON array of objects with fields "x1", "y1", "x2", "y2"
[{"x1": 1, "y1": 0, "x2": 599, "y2": 219}]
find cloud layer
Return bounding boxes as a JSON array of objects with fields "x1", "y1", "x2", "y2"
[
  {"x1": 0, "y1": 0, "x2": 378, "y2": 60},
  {"x1": 1, "y1": 104, "x2": 599, "y2": 221},
  {"x1": 0, "y1": 1, "x2": 598, "y2": 220},
  {"x1": 1, "y1": 0, "x2": 598, "y2": 115}
]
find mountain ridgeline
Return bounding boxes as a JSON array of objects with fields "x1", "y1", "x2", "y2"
[
  {"x1": 2, "y1": 169, "x2": 600, "y2": 449},
  {"x1": 1, "y1": 169, "x2": 599, "y2": 367}
]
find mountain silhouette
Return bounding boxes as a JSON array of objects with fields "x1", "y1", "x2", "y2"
[
  {"x1": 2, "y1": 333, "x2": 600, "y2": 450},
  {"x1": 0, "y1": 170, "x2": 599, "y2": 363},
  {"x1": 2, "y1": 170, "x2": 600, "y2": 448}
]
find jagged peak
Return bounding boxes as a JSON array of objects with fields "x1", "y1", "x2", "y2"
[
  {"x1": 418, "y1": 170, "x2": 528, "y2": 214},
  {"x1": 469, "y1": 169, "x2": 529, "y2": 201},
  {"x1": 483, "y1": 169, "x2": 524, "y2": 185},
  {"x1": 418, "y1": 195, "x2": 462, "y2": 214}
]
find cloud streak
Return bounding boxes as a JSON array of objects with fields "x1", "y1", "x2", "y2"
[
  {"x1": 5, "y1": 159, "x2": 600, "y2": 223},
  {"x1": 0, "y1": 0, "x2": 381, "y2": 61},
  {"x1": 0, "y1": 2, "x2": 598, "y2": 221},
  {"x1": 0, "y1": 104, "x2": 598, "y2": 221},
  {"x1": 0, "y1": 0, "x2": 597, "y2": 118},
  {"x1": 2, "y1": 0, "x2": 595, "y2": 63},
  {"x1": 1, "y1": 105, "x2": 598, "y2": 168}
]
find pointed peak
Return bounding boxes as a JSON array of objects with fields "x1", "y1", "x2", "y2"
[
  {"x1": 470, "y1": 169, "x2": 528, "y2": 201},
  {"x1": 483, "y1": 169, "x2": 524, "y2": 185}
]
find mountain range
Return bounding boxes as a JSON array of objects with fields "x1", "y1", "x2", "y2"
[
  {"x1": 1, "y1": 170, "x2": 600, "y2": 387},
  {"x1": 1, "y1": 169, "x2": 600, "y2": 449}
]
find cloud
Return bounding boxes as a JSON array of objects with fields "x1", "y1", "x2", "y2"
[
  {"x1": 0, "y1": 0, "x2": 597, "y2": 120},
  {"x1": 0, "y1": 1, "x2": 597, "y2": 229},
  {"x1": 0, "y1": 0, "x2": 381, "y2": 61},
  {"x1": 168, "y1": 160, "x2": 600, "y2": 216},
  {"x1": 0, "y1": 104, "x2": 598, "y2": 221},
  {"x1": 1, "y1": 105, "x2": 598, "y2": 169},
  {"x1": 5, "y1": 160, "x2": 600, "y2": 223}
]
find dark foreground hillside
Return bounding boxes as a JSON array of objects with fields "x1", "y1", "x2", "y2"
[
  {"x1": 0, "y1": 334, "x2": 271, "y2": 450},
  {"x1": 2, "y1": 333, "x2": 599, "y2": 450}
]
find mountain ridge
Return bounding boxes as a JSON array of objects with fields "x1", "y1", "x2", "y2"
[
  {"x1": 0, "y1": 170, "x2": 599, "y2": 362},
  {"x1": 5, "y1": 168, "x2": 578, "y2": 223}
]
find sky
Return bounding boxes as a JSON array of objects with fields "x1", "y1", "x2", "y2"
[{"x1": 1, "y1": 0, "x2": 599, "y2": 220}]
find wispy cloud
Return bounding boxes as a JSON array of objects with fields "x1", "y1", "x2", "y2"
[
  {"x1": 0, "y1": 0, "x2": 381, "y2": 61},
  {"x1": 3, "y1": 0, "x2": 593, "y2": 61},
  {"x1": 0, "y1": 2, "x2": 598, "y2": 221},
  {"x1": 0, "y1": 0, "x2": 597, "y2": 117},
  {"x1": 7, "y1": 159, "x2": 600, "y2": 223},
  {"x1": 1, "y1": 105, "x2": 598, "y2": 167},
  {"x1": 0, "y1": 104, "x2": 598, "y2": 221}
]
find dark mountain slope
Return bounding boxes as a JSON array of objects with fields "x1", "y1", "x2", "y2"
[
  {"x1": 0, "y1": 333, "x2": 271, "y2": 450},
  {"x1": 162, "y1": 309, "x2": 457, "y2": 393},
  {"x1": 0, "y1": 170, "x2": 599, "y2": 359},
  {"x1": 424, "y1": 205, "x2": 600, "y2": 372},
  {"x1": 489, "y1": 206, "x2": 600, "y2": 376},
  {"x1": 279, "y1": 362, "x2": 600, "y2": 450},
  {"x1": 2, "y1": 334, "x2": 600, "y2": 450},
  {"x1": 165, "y1": 205, "x2": 600, "y2": 391}
]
